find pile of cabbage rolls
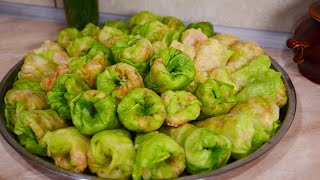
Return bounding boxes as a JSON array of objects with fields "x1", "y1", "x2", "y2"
[{"x1": 4, "y1": 11, "x2": 287, "y2": 179}]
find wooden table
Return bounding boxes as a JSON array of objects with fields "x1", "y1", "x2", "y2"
[{"x1": 0, "y1": 16, "x2": 319, "y2": 180}]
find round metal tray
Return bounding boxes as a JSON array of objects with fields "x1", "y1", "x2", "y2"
[{"x1": 0, "y1": 58, "x2": 296, "y2": 179}]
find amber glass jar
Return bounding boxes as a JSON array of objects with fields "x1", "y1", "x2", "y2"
[{"x1": 287, "y1": 1, "x2": 320, "y2": 83}]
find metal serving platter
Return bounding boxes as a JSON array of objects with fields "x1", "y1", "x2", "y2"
[{"x1": 0, "y1": 58, "x2": 296, "y2": 179}]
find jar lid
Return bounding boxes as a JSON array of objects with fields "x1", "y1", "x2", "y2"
[{"x1": 309, "y1": 1, "x2": 320, "y2": 22}]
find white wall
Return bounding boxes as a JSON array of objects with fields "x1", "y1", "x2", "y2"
[{"x1": 1, "y1": 0, "x2": 316, "y2": 32}]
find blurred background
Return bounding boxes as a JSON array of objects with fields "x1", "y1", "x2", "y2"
[{"x1": 0, "y1": 0, "x2": 316, "y2": 32}]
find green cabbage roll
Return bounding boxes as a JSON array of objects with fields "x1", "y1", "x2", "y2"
[
  {"x1": 117, "y1": 88, "x2": 166, "y2": 133},
  {"x1": 194, "y1": 97, "x2": 280, "y2": 159},
  {"x1": 144, "y1": 48, "x2": 196, "y2": 93},
  {"x1": 97, "y1": 63, "x2": 144, "y2": 100},
  {"x1": 111, "y1": 35, "x2": 154, "y2": 77},
  {"x1": 57, "y1": 27, "x2": 82, "y2": 48},
  {"x1": 227, "y1": 41, "x2": 265, "y2": 72},
  {"x1": 161, "y1": 123, "x2": 231, "y2": 174},
  {"x1": 98, "y1": 26, "x2": 127, "y2": 48},
  {"x1": 186, "y1": 21, "x2": 215, "y2": 37},
  {"x1": 81, "y1": 23, "x2": 100, "y2": 39},
  {"x1": 70, "y1": 90, "x2": 120, "y2": 135},
  {"x1": 161, "y1": 90, "x2": 201, "y2": 126},
  {"x1": 104, "y1": 20, "x2": 129, "y2": 34},
  {"x1": 68, "y1": 52, "x2": 107, "y2": 88},
  {"x1": 88, "y1": 129, "x2": 135, "y2": 179},
  {"x1": 195, "y1": 79, "x2": 236, "y2": 118},
  {"x1": 14, "y1": 109, "x2": 69, "y2": 156},
  {"x1": 39, "y1": 127, "x2": 90, "y2": 172},
  {"x1": 47, "y1": 74, "x2": 90, "y2": 120},
  {"x1": 4, "y1": 79, "x2": 48, "y2": 126},
  {"x1": 132, "y1": 132, "x2": 186, "y2": 180}
]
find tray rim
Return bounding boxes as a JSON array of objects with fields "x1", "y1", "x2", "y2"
[{"x1": 0, "y1": 57, "x2": 297, "y2": 180}]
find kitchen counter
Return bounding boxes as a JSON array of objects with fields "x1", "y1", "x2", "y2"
[{"x1": 0, "y1": 16, "x2": 320, "y2": 180}]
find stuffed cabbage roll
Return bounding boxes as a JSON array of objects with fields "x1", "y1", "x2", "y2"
[
  {"x1": 66, "y1": 36, "x2": 98, "y2": 57},
  {"x1": 161, "y1": 90, "x2": 201, "y2": 126},
  {"x1": 193, "y1": 38, "x2": 234, "y2": 73},
  {"x1": 4, "y1": 85, "x2": 48, "y2": 126},
  {"x1": 70, "y1": 90, "x2": 120, "y2": 135},
  {"x1": 57, "y1": 27, "x2": 82, "y2": 48},
  {"x1": 47, "y1": 74, "x2": 90, "y2": 120},
  {"x1": 227, "y1": 40, "x2": 265, "y2": 72},
  {"x1": 212, "y1": 33, "x2": 240, "y2": 47},
  {"x1": 19, "y1": 53, "x2": 58, "y2": 81},
  {"x1": 87, "y1": 129, "x2": 135, "y2": 179},
  {"x1": 117, "y1": 88, "x2": 166, "y2": 133},
  {"x1": 152, "y1": 41, "x2": 167, "y2": 54},
  {"x1": 231, "y1": 55, "x2": 287, "y2": 107},
  {"x1": 111, "y1": 35, "x2": 154, "y2": 77},
  {"x1": 104, "y1": 20, "x2": 129, "y2": 34},
  {"x1": 161, "y1": 123, "x2": 231, "y2": 174},
  {"x1": 81, "y1": 23, "x2": 100, "y2": 39},
  {"x1": 133, "y1": 132, "x2": 185, "y2": 180},
  {"x1": 14, "y1": 109, "x2": 69, "y2": 156},
  {"x1": 181, "y1": 28, "x2": 208, "y2": 49},
  {"x1": 186, "y1": 21, "x2": 215, "y2": 37},
  {"x1": 144, "y1": 48, "x2": 196, "y2": 93},
  {"x1": 39, "y1": 127, "x2": 90, "y2": 172},
  {"x1": 68, "y1": 52, "x2": 107, "y2": 88},
  {"x1": 97, "y1": 63, "x2": 144, "y2": 100},
  {"x1": 170, "y1": 40, "x2": 196, "y2": 60},
  {"x1": 133, "y1": 20, "x2": 170, "y2": 43},
  {"x1": 128, "y1": 10, "x2": 162, "y2": 31},
  {"x1": 162, "y1": 16, "x2": 185, "y2": 32},
  {"x1": 194, "y1": 97, "x2": 280, "y2": 159},
  {"x1": 195, "y1": 79, "x2": 236, "y2": 118},
  {"x1": 98, "y1": 26, "x2": 127, "y2": 48}
]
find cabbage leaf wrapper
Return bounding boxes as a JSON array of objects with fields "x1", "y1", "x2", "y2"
[
  {"x1": 193, "y1": 38, "x2": 234, "y2": 73},
  {"x1": 97, "y1": 63, "x2": 144, "y2": 100},
  {"x1": 19, "y1": 53, "x2": 59, "y2": 81},
  {"x1": 229, "y1": 97, "x2": 281, "y2": 150},
  {"x1": 66, "y1": 36, "x2": 98, "y2": 57},
  {"x1": 104, "y1": 20, "x2": 129, "y2": 34},
  {"x1": 117, "y1": 88, "x2": 166, "y2": 133},
  {"x1": 132, "y1": 132, "x2": 186, "y2": 180},
  {"x1": 133, "y1": 20, "x2": 180, "y2": 46},
  {"x1": 231, "y1": 55, "x2": 287, "y2": 107},
  {"x1": 170, "y1": 40, "x2": 196, "y2": 61},
  {"x1": 81, "y1": 23, "x2": 100, "y2": 39},
  {"x1": 68, "y1": 52, "x2": 107, "y2": 88},
  {"x1": 144, "y1": 48, "x2": 196, "y2": 93},
  {"x1": 111, "y1": 35, "x2": 154, "y2": 77},
  {"x1": 47, "y1": 74, "x2": 90, "y2": 120},
  {"x1": 160, "y1": 123, "x2": 231, "y2": 174},
  {"x1": 57, "y1": 27, "x2": 82, "y2": 49},
  {"x1": 87, "y1": 129, "x2": 135, "y2": 179},
  {"x1": 194, "y1": 97, "x2": 280, "y2": 159},
  {"x1": 161, "y1": 90, "x2": 201, "y2": 126},
  {"x1": 195, "y1": 78, "x2": 236, "y2": 118},
  {"x1": 212, "y1": 33, "x2": 240, "y2": 47},
  {"x1": 227, "y1": 41, "x2": 265, "y2": 72},
  {"x1": 162, "y1": 16, "x2": 185, "y2": 32},
  {"x1": 129, "y1": 11, "x2": 162, "y2": 30},
  {"x1": 14, "y1": 109, "x2": 69, "y2": 156},
  {"x1": 39, "y1": 127, "x2": 90, "y2": 172},
  {"x1": 4, "y1": 79, "x2": 49, "y2": 126},
  {"x1": 98, "y1": 26, "x2": 127, "y2": 48},
  {"x1": 181, "y1": 28, "x2": 208, "y2": 50},
  {"x1": 70, "y1": 90, "x2": 120, "y2": 135},
  {"x1": 186, "y1": 21, "x2": 215, "y2": 37}
]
